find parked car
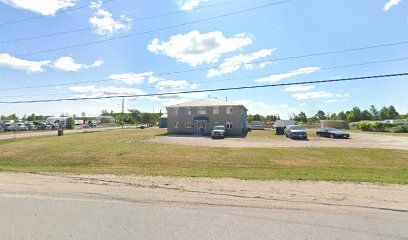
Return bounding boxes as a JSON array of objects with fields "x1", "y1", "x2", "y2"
[
  {"x1": 37, "y1": 122, "x2": 53, "y2": 130},
  {"x1": 211, "y1": 125, "x2": 226, "y2": 139},
  {"x1": 3, "y1": 123, "x2": 15, "y2": 132},
  {"x1": 316, "y1": 128, "x2": 350, "y2": 139},
  {"x1": 284, "y1": 125, "x2": 308, "y2": 139},
  {"x1": 25, "y1": 123, "x2": 37, "y2": 131},
  {"x1": 0, "y1": 126, "x2": 4, "y2": 132},
  {"x1": 16, "y1": 123, "x2": 28, "y2": 131}
]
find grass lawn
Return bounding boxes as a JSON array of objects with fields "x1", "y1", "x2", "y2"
[
  {"x1": 0, "y1": 128, "x2": 407, "y2": 184},
  {"x1": 346, "y1": 128, "x2": 408, "y2": 137}
]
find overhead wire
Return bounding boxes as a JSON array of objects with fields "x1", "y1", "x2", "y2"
[{"x1": 0, "y1": 73, "x2": 406, "y2": 104}]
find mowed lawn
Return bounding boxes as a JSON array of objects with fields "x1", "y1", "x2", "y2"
[{"x1": 0, "y1": 128, "x2": 407, "y2": 184}]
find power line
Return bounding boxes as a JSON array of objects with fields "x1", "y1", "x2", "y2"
[
  {"x1": 0, "y1": 72, "x2": 406, "y2": 104},
  {"x1": 1, "y1": 54, "x2": 407, "y2": 93},
  {"x1": 0, "y1": 0, "x2": 117, "y2": 27},
  {"x1": 0, "y1": 0, "x2": 249, "y2": 44},
  {"x1": 14, "y1": 0, "x2": 292, "y2": 58}
]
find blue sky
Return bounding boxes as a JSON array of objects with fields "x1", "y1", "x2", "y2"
[{"x1": 0, "y1": 0, "x2": 407, "y2": 118}]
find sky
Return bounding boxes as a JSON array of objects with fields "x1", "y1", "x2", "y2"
[{"x1": 0, "y1": 0, "x2": 407, "y2": 118}]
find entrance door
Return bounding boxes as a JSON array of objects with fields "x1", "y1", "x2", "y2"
[{"x1": 197, "y1": 122, "x2": 206, "y2": 135}]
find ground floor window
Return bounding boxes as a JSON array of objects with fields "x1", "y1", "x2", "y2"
[
  {"x1": 213, "y1": 122, "x2": 220, "y2": 127},
  {"x1": 226, "y1": 122, "x2": 233, "y2": 129},
  {"x1": 185, "y1": 122, "x2": 192, "y2": 128},
  {"x1": 174, "y1": 122, "x2": 180, "y2": 128}
]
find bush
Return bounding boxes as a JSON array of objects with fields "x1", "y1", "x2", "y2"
[
  {"x1": 66, "y1": 117, "x2": 74, "y2": 130},
  {"x1": 394, "y1": 125, "x2": 408, "y2": 133}
]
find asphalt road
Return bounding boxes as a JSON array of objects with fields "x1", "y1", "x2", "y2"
[{"x1": 1, "y1": 196, "x2": 407, "y2": 240}]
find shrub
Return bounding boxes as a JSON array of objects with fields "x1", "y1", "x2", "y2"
[
  {"x1": 394, "y1": 125, "x2": 408, "y2": 133},
  {"x1": 66, "y1": 117, "x2": 74, "y2": 130}
]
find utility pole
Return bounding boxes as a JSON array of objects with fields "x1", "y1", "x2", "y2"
[{"x1": 121, "y1": 98, "x2": 125, "y2": 129}]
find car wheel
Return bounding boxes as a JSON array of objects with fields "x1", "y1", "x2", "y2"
[{"x1": 330, "y1": 134, "x2": 335, "y2": 138}]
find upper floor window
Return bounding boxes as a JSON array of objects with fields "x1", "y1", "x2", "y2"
[
  {"x1": 226, "y1": 106, "x2": 233, "y2": 115},
  {"x1": 213, "y1": 107, "x2": 219, "y2": 115},
  {"x1": 197, "y1": 107, "x2": 206, "y2": 115},
  {"x1": 185, "y1": 108, "x2": 192, "y2": 115},
  {"x1": 174, "y1": 108, "x2": 179, "y2": 116}
]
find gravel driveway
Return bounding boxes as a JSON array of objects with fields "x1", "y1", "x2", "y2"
[{"x1": 151, "y1": 132, "x2": 408, "y2": 150}]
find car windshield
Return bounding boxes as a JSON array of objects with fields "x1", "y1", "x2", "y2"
[
  {"x1": 214, "y1": 126, "x2": 225, "y2": 130},
  {"x1": 290, "y1": 126, "x2": 304, "y2": 130},
  {"x1": 326, "y1": 128, "x2": 338, "y2": 131}
]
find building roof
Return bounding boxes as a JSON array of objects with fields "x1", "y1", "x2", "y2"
[
  {"x1": 166, "y1": 98, "x2": 247, "y2": 110},
  {"x1": 273, "y1": 120, "x2": 295, "y2": 128}
]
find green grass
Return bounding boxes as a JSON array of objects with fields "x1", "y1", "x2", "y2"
[
  {"x1": 0, "y1": 128, "x2": 407, "y2": 184},
  {"x1": 346, "y1": 128, "x2": 408, "y2": 137}
]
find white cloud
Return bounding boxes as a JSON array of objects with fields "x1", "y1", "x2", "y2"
[
  {"x1": 292, "y1": 91, "x2": 333, "y2": 100},
  {"x1": 0, "y1": 53, "x2": 50, "y2": 73},
  {"x1": 256, "y1": 67, "x2": 320, "y2": 83},
  {"x1": 109, "y1": 72, "x2": 154, "y2": 85},
  {"x1": 335, "y1": 93, "x2": 351, "y2": 99},
  {"x1": 325, "y1": 93, "x2": 351, "y2": 103},
  {"x1": 207, "y1": 49, "x2": 275, "y2": 77},
  {"x1": 178, "y1": 0, "x2": 208, "y2": 10},
  {"x1": 89, "y1": 1, "x2": 131, "y2": 36},
  {"x1": 283, "y1": 85, "x2": 315, "y2": 92},
  {"x1": 156, "y1": 80, "x2": 190, "y2": 90},
  {"x1": 0, "y1": 0, "x2": 78, "y2": 15},
  {"x1": 383, "y1": 0, "x2": 402, "y2": 11},
  {"x1": 69, "y1": 85, "x2": 146, "y2": 97},
  {"x1": 147, "y1": 30, "x2": 252, "y2": 66},
  {"x1": 53, "y1": 56, "x2": 103, "y2": 72},
  {"x1": 148, "y1": 76, "x2": 162, "y2": 84}
]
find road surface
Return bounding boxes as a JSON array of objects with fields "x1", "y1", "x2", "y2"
[
  {"x1": 0, "y1": 173, "x2": 407, "y2": 239},
  {"x1": 0, "y1": 127, "x2": 122, "y2": 140},
  {"x1": 151, "y1": 132, "x2": 408, "y2": 150}
]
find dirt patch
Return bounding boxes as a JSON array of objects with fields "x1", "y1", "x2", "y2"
[
  {"x1": 0, "y1": 172, "x2": 406, "y2": 214},
  {"x1": 150, "y1": 132, "x2": 408, "y2": 150}
]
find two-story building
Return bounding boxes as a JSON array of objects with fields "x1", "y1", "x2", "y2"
[{"x1": 166, "y1": 98, "x2": 248, "y2": 136}]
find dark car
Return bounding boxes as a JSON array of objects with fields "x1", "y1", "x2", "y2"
[
  {"x1": 284, "y1": 125, "x2": 308, "y2": 140},
  {"x1": 316, "y1": 128, "x2": 350, "y2": 139},
  {"x1": 26, "y1": 123, "x2": 37, "y2": 131}
]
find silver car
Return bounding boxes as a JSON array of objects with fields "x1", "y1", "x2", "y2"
[{"x1": 211, "y1": 125, "x2": 226, "y2": 139}]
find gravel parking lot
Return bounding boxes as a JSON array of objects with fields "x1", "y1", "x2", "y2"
[{"x1": 151, "y1": 132, "x2": 408, "y2": 150}]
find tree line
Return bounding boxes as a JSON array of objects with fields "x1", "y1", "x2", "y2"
[
  {"x1": 101, "y1": 109, "x2": 160, "y2": 126},
  {"x1": 247, "y1": 105, "x2": 407, "y2": 124},
  {"x1": 293, "y1": 105, "x2": 406, "y2": 123}
]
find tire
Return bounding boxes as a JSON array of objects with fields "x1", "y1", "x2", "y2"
[{"x1": 330, "y1": 134, "x2": 335, "y2": 138}]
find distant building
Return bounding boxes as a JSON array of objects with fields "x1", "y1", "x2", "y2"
[
  {"x1": 166, "y1": 98, "x2": 248, "y2": 136},
  {"x1": 273, "y1": 120, "x2": 295, "y2": 135},
  {"x1": 320, "y1": 120, "x2": 349, "y2": 129},
  {"x1": 159, "y1": 114, "x2": 168, "y2": 128}
]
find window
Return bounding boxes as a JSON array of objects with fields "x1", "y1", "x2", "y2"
[
  {"x1": 226, "y1": 122, "x2": 233, "y2": 129},
  {"x1": 174, "y1": 108, "x2": 179, "y2": 116},
  {"x1": 174, "y1": 122, "x2": 180, "y2": 128},
  {"x1": 226, "y1": 106, "x2": 233, "y2": 114},
  {"x1": 197, "y1": 107, "x2": 206, "y2": 115},
  {"x1": 185, "y1": 122, "x2": 192, "y2": 128},
  {"x1": 185, "y1": 108, "x2": 191, "y2": 115},
  {"x1": 213, "y1": 107, "x2": 219, "y2": 115},
  {"x1": 214, "y1": 122, "x2": 220, "y2": 127}
]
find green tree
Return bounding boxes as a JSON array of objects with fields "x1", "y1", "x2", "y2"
[
  {"x1": 65, "y1": 117, "x2": 74, "y2": 130},
  {"x1": 294, "y1": 112, "x2": 308, "y2": 123},
  {"x1": 369, "y1": 105, "x2": 379, "y2": 120},
  {"x1": 315, "y1": 110, "x2": 326, "y2": 120}
]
